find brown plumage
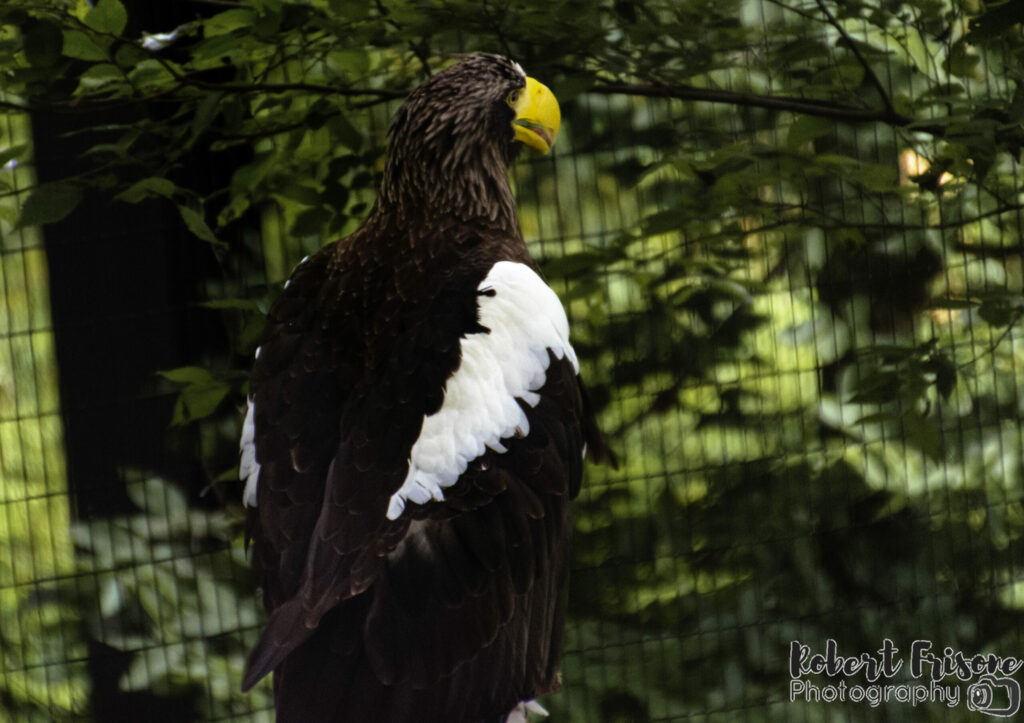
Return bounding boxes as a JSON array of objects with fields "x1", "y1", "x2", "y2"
[{"x1": 241, "y1": 54, "x2": 611, "y2": 722}]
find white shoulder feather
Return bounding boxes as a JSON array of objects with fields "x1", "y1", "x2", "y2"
[
  {"x1": 386, "y1": 262, "x2": 576, "y2": 519},
  {"x1": 240, "y1": 397, "x2": 260, "y2": 508}
]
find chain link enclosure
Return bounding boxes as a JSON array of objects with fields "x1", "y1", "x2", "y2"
[{"x1": 3, "y1": 1, "x2": 1024, "y2": 721}]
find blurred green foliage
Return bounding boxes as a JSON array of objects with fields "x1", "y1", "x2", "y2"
[
  {"x1": 65, "y1": 476, "x2": 273, "y2": 721},
  {"x1": 3, "y1": 0, "x2": 1024, "y2": 720},
  {"x1": 0, "y1": 104, "x2": 84, "y2": 718}
]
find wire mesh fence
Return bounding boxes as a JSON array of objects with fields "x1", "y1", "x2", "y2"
[{"x1": 3, "y1": 0, "x2": 1024, "y2": 721}]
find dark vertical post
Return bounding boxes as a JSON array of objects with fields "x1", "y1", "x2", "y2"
[{"x1": 31, "y1": 2, "x2": 237, "y2": 519}]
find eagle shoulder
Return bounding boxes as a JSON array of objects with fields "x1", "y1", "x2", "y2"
[{"x1": 387, "y1": 260, "x2": 578, "y2": 519}]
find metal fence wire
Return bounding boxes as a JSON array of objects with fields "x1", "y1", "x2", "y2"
[{"x1": 3, "y1": 1, "x2": 1024, "y2": 721}]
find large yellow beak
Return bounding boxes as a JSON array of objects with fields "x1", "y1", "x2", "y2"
[{"x1": 512, "y1": 77, "x2": 561, "y2": 155}]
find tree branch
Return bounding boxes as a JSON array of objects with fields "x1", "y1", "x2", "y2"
[
  {"x1": 587, "y1": 82, "x2": 948, "y2": 135},
  {"x1": 0, "y1": 99, "x2": 32, "y2": 114},
  {"x1": 54, "y1": 8, "x2": 408, "y2": 103},
  {"x1": 184, "y1": 78, "x2": 407, "y2": 100},
  {"x1": 750, "y1": 200, "x2": 1024, "y2": 235}
]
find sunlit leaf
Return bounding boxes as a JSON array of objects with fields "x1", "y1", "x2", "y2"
[
  {"x1": 204, "y1": 9, "x2": 257, "y2": 37},
  {"x1": 61, "y1": 29, "x2": 108, "y2": 61},
  {"x1": 74, "y1": 62, "x2": 122, "y2": 94},
  {"x1": 178, "y1": 205, "x2": 223, "y2": 246},
  {"x1": 116, "y1": 177, "x2": 177, "y2": 203}
]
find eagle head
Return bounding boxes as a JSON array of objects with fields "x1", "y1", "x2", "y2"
[{"x1": 380, "y1": 54, "x2": 561, "y2": 220}]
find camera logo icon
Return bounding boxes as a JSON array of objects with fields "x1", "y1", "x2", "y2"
[{"x1": 966, "y1": 675, "x2": 1021, "y2": 717}]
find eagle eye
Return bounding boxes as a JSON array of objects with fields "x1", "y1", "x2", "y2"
[{"x1": 506, "y1": 89, "x2": 520, "y2": 106}]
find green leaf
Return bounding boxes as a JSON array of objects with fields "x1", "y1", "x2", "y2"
[
  {"x1": 847, "y1": 369, "x2": 900, "y2": 404},
  {"x1": 947, "y1": 39, "x2": 980, "y2": 79},
  {"x1": 178, "y1": 205, "x2": 223, "y2": 246},
  {"x1": 204, "y1": 9, "x2": 257, "y2": 37},
  {"x1": 128, "y1": 59, "x2": 175, "y2": 88},
  {"x1": 188, "y1": 92, "x2": 224, "y2": 147},
  {"x1": 126, "y1": 478, "x2": 188, "y2": 518},
  {"x1": 217, "y1": 194, "x2": 251, "y2": 226},
  {"x1": 0, "y1": 204, "x2": 18, "y2": 226},
  {"x1": 328, "y1": 48, "x2": 370, "y2": 77},
  {"x1": 178, "y1": 384, "x2": 231, "y2": 424},
  {"x1": 328, "y1": 0, "x2": 372, "y2": 19},
  {"x1": 290, "y1": 207, "x2": 332, "y2": 238},
  {"x1": 80, "y1": 129, "x2": 140, "y2": 159},
  {"x1": 902, "y1": 411, "x2": 942, "y2": 462},
  {"x1": 849, "y1": 163, "x2": 899, "y2": 193},
  {"x1": 786, "y1": 116, "x2": 832, "y2": 149},
  {"x1": 327, "y1": 111, "x2": 364, "y2": 151},
  {"x1": 17, "y1": 183, "x2": 83, "y2": 227},
  {"x1": 116, "y1": 177, "x2": 177, "y2": 204},
  {"x1": 930, "y1": 354, "x2": 958, "y2": 400},
  {"x1": 84, "y1": 0, "x2": 128, "y2": 36},
  {"x1": 114, "y1": 42, "x2": 147, "y2": 68},
  {"x1": 191, "y1": 35, "x2": 242, "y2": 61},
  {"x1": 643, "y1": 207, "x2": 688, "y2": 235},
  {"x1": 231, "y1": 154, "x2": 274, "y2": 193},
  {"x1": 238, "y1": 312, "x2": 267, "y2": 354},
  {"x1": 62, "y1": 30, "x2": 109, "y2": 61},
  {"x1": 75, "y1": 63, "x2": 123, "y2": 94},
  {"x1": 853, "y1": 411, "x2": 896, "y2": 426},
  {"x1": 0, "y1": 144, "x2": 29, "y2": 166},
  {"x1": 159, "y1": 366, "x2": 216, "y2": 385},
  {"x1": 305, "y1": 97, "x2": 339, "y2": 131},
  {"x1": 978, "y1": 294, "x2": 1023, "y2": 327},
  {"x1": 274, "y1": 183, "x2": 322, "y2": 207},
  {"x1": 607, "y1": 158, "x2": 650, "y2": 187}
]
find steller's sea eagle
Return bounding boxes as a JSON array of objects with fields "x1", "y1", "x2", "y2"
[{"x1": 239, "y1": 53, "x2": 612, "y2": 722}]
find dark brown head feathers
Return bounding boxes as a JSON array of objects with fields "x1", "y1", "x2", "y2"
[{"x1": 379, "y1": 54, "x2": 528, "y2": 226}]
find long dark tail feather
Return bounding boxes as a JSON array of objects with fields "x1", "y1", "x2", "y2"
[{"x1": 241, "y1": 597, "x2": 318, "y2": 691}]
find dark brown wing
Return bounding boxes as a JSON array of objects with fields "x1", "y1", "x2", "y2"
[
  {"x1": 245, "y1": 245, "x2": 360, "y2": 610},
  {"x1": 267, "y1": 355, "x2": 587, "y2": 722}
]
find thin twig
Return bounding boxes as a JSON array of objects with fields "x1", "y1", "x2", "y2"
[
  {"x1": 815, "y1": 0, "x2": 898, "y2": 118},
  {"x1": 217, "y1": 117, "x2": 325, "y2": 142},
  {"x1": 195, "y1": 79, "x2": 405, "y2": 99}
]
